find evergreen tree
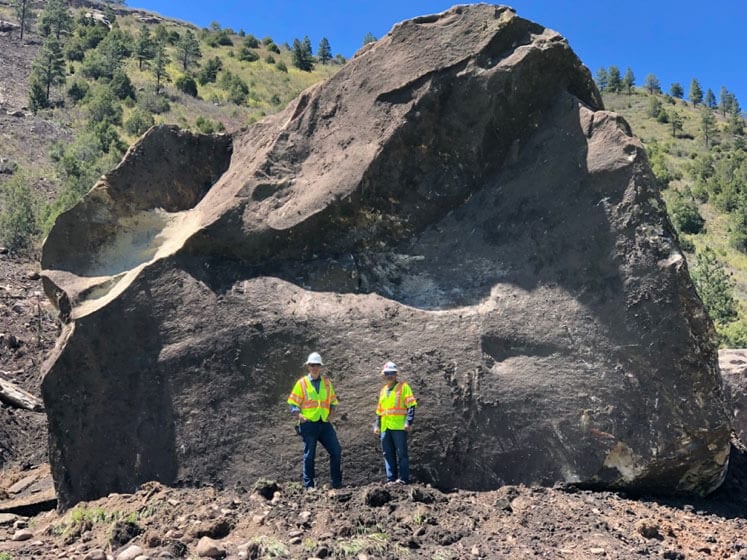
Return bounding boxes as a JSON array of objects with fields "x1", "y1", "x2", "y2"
[
  {"x1": 670, "y1": 111, "x2": 683, "y2": 137},
  {"x1": 152, "y1": 39, "x2": 170, "y2": 94},
  {"x1": 38, "y1": 0, "x2": 72, "y2": 40},
  {"x1": 705, "y1": 88, "x2": 717, "y2": 109},
  {"x1": 690, "y1": 247, "x2": 738, "y2": 324},
  {"x1": 644, "y1": 73, "x2": 661, "y2": 94},
  {"x1": 31, "y1": 34, "x2": 65, "y2": 101},
  {"x1": 362, "y1": 32, "x2": 376, "y2": 46},
  {"x1": 719, "y1": 86, "x2": 733, "y2": 116},
  {"x1": 700, "y1": 106, "x2": 716, "y2": 147},
  {"x1": 317, "y1": 37, "x2": 332, "y2": 65},
  {"x1": 621, "y1": 67, "x2": 635, "y2": 95},
  {"x1": 176, "y1": 29, "x2": 201, "y2": 71},
  {"x1": 13, "y1": 0, "x2": 33, "y2": 42},
  {"x1": 728, "y1": 111, "x2": 745, "y2": 136},
  {"x1": 606, "y1": 66, "x2": 622, "y2": 93},
  {"x1": 595, "y1": 67, "x2": 609, "y2": 92},
  {"x1": 689, "y1": 78, "x2": 703, "y2": 106},
  {"x1": 669, "y1": 82, "x2": 684, "y2": 99},
  {"x1": 291, "y1": 36, "x2": 313, "y2": 71},
  {"x1": 134, "y1": 25, "x2": 155, "y2": 70}
]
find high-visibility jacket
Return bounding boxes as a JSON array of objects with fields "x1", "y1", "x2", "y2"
[
  {"x1": 376, "y1": 382, "x2": 417, "y2": 432},
  {"x1": 287, "y1": 375, "x2": 338, "y2": 422}
]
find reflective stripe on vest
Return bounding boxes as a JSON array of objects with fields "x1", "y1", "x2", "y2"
[
  {"x1": 379, "y1": 383, "x2": 407, "y2": 417},
  {"x1": 295, "y1": 376, "x2": 334, "y2": 421}
]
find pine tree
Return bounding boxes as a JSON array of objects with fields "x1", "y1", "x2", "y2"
[
  {"x1": 607, "y1": 66, "x2": 622, "y2": 93},
  {"x1": 644, "y1": 73, "x2": 661, "y2": 95},
  {"x1": 13, "y1": 0, "x2": 33, "y2": 42},
  {"x1": 31, "y1": 34, "x2": 65, "y2": 101},
  {"x1": 691, "y1": 247, "x2": 738, "y2": 324},
  {"x1": 38, "y1": 0, "x2": 72, "y2": 40},
  {"x1": 176, "y1": 29, "x2": 201, "y2": 71},
  {"x1": 689, "y1": 78, "x2": 703, "y2": 106},
  {"x1": 700, "y1": 106, "x2": 716, "y2": 147},
  {"x1": 362, "y1": 32, "x2": 376, "y2": 46},
  {"x1": 669, "y1": 82, "x2": 684, "y2": 99},
  {"x1": 595, "y1": 67, "x2": 609, "y2": 92},
  {"x1": 705, "y1": 88, "x2": 717, "y2": 109},
  {"x1": 135, "y1": 25, "x2": 155, "y2": 70},
  {"x1": 152, "y1": 40, "x2": 170, "y2": 94},
  {"x1": 670, "y1": 111, "x2": 683, "y2": 137},
  {"x1": 291, "y1": 37, "x2": 313, "y2": 71},
  {"x1": 317, "y1": 37, "x2": 332, "y2": 65},
  {"x1": 621, "y1": 67, "x2": 635, "y2": 95}
]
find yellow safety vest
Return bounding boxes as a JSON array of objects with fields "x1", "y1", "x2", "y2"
[
  {"x1": 376, "y1": 382, "x2": 417, "y2": 432},
  {"x1": 287, "y1": 375, "x2": 338, "y2": 422}
]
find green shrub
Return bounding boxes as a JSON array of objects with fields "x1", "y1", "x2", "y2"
[
  {"x1": 195, "y1": 115, "x2": 224, "y2": 134},
  {"x1": 275, "y1": 60, "x2": 287, "y2": 73},
  {"x1": 670, "y1": 194, "x2": 704, "y2": 234},
  {"x1": 137, "y1": 89, "x2": 170, "y2": 114},
  {"x1": 196, "y1": 57, "x2": 222, "y2": 85},
  {"x1": 691, "y1": 247, "x2": 738, "y2": 324},
  {"x1": 67, "y1": 78, "x2": 89, "y2": 103},
  {"x1": 0, "y1": 175, "x2": 40, "y2": 251},
  {"x1": 719, "y1": 320, "x2": 747, "y2": 347},
  {"x1": 237, "y1": 47, "x2": 259, "y2": 62},
  {"x1": 110, "y1": 69, "x2": 135, "y2": 100},
  {"x1": 265, "y1": 54, "x2": 275, "y2": 64},
  {"x1": 243, "y1": 34, "x2": 259, "y2": 48},
  {"x1": 124, "y1": 108, "x2": 155, "y2": 136},
  {"x1": 219, "y1": 71, "x2": 249, "y2": 105},
  {"x1": 266, "y1": 42, "x2": 280, "y2": 54},
  {"x1": 175, "y1": 75, "x2": 198, "y2": 97}
]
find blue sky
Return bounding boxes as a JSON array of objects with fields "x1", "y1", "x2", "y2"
[{"x1": 129, "y1": 1, "x2": 746, "y2": 107}]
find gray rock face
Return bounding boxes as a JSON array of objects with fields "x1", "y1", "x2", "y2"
[{"x1": 40, "y1": 4, "x2": 731, "y2": 508}]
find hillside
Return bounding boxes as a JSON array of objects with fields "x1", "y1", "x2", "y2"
[{"x1": 603, "y1": 84, "x2": 746, "y2": 346}]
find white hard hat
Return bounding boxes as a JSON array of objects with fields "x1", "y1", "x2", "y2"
[
  {"x1": 382, "y1": 361, "x2": 398, "y2": 374},
  {"x1": 305, "y1": 352, "x2": 323, "y2": 365}
]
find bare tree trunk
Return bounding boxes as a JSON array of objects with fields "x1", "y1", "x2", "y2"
[{"x1": 0, "y1": 372, "x2": 44, "y2": 412}]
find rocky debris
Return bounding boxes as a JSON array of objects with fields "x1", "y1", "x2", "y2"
[
  {"x1": 41, "y1": 4, "x2": 730, "y2": 509},
  {"x1": 1, "y1": 476, "x2": 747, "y2": 560}
]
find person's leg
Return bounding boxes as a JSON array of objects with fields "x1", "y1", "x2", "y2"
[
  {"x1": 318, "y1": 422, "x2": 343, "y2": 488},
  {"x1": 380, "y1": 430, "x2": 398, "y2": 482},
  {"x1": 300, "y1": 421, "x2": 319, "y2": 488},
  {"x1": 391, "y1": 430, "x2": 409, "y2": 483}
]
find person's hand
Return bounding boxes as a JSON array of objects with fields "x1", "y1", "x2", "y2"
[
  {"x1": 373, "y1": 427, "x2": 380, "y2": 435},
  {"x1": 298, "y1": 414, "x2": 307, "y2": 423},
  {"x1": 404, "y1": 424, "x2": 411, "y2": 432}
]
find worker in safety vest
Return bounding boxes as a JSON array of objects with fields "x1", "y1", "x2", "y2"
[
  {"x1": 373, "y1": 361, "x2": 417, "y2": 484},
  {"x1": 287, "y1": 352, "x2": 342, "y2": 489}
]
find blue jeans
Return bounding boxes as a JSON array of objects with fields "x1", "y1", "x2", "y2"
[
  {"x1": 381, "y1": 429, "x2": 409, "y2": 483},
  {"x1": 299, "y1": 420, "x2": 342, "y2": 488}
]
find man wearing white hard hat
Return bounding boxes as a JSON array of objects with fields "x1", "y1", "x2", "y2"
[
  {"x1": 373, "y1": 361, "x2": 417, "y2": 484},
  {"x1": 287, "y1": 352, "x2": 343, "y2": 489}
]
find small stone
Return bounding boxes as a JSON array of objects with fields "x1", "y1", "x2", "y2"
[
  {"x1": 26, "y1": 270, "x2": 40, "y2": 280},
  {"x1": 298, "y1": 511, "x2": 312, "y2": 524},
  {"x1": 0, "y1": 513, "x2": 18, "y2": 525},
  {"x1": 83, "y1": 550, "x2": 107, "y2": 560},
  {"x1": 471, "y1": 545, "x2": 480, "y2": 556},
  {"x1": 116, "y1": 545, "x2": 144, "y2": 560},
  {"x1": 290, "y1": 536, "x2": 302, "y2": 544},
  {"x1": 589, "y1": 548, "x2": 606, "y2": 555},
  {"x1": 12, "y1": 528, "x2": 33, "y2": 541},
  {"x1": 195, "y1": 536, "x2": 225, "y2": 558},
  {"x1": 288, "y1": 529, "x2": 304, "y2": 538}
]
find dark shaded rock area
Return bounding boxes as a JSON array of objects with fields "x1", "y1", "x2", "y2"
[{"x1": 40, "y1": 4, "x2": 731, "y2": 509}]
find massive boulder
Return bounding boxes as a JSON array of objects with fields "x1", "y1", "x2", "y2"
[{"x1": 40, "y1": 4, "x2": 731, "y2": 508}]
